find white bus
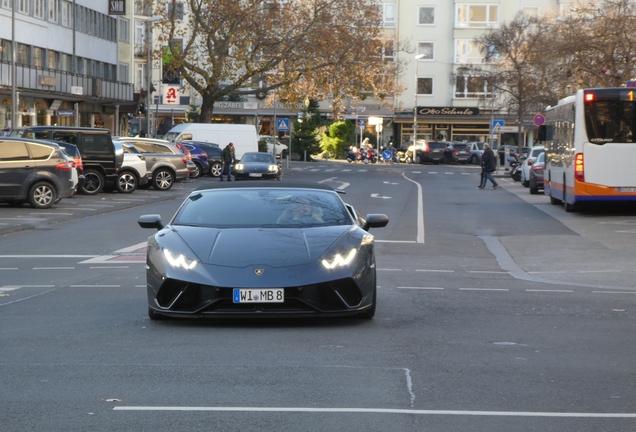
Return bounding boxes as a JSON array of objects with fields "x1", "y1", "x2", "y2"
[{"x1": 540, "y1": 87, "x2": 636, "y2": 212}]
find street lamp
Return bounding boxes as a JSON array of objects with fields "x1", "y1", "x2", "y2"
[
  {"x1": 413, "y1": 53, "x2": 425, "y2": 142},
  {"x1": 146, "y1": 16, "x2": 163, "y2": 137}
]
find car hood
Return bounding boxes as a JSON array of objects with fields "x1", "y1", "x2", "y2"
[
  {"x1": 172, "y1": 225, "x2": 353, "y2": 268},
  {"x1": 237, "y1": 162, "x2": 273, "y2": 169}
]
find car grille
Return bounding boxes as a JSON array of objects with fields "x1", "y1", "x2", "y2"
[{"x1": 155, "y1": 277, "x2": 363, "y2": 314}]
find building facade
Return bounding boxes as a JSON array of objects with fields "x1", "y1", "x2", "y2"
[{"x1": 0, "y1": 0, "x2": 134, "y2": 134}]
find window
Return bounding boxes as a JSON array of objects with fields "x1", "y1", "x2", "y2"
[
  {"x1": 454, "y1": 75, "x2": 494, "y2": 99},
  {"x1": 418, "y1": 7, "x2": 435, "y2": 25},
  {"x1": 417, "y1": 77, "x2": 433, "y2": 95},
  {"x1": 382, "y1": 40, "x2": 395, "y2": 62},
  {"x1": 118, "y1": 17, "x2": 130, "y2": 42},
  {"x1": 48, "y1": 0, "x2": 58, "y2": 22},
  {"x1": 47, "y1": 50, "x2": 58, "y2": 69},
  {"x1": 456, "y1": 4, "x2": 499, "y2": 28},
  {"x1": 379, "y1": 3, "x2": 395, "y2": 28},
  {"x1": 135, "y1": 63, "x2": 147, "y2": 92},
  {"x1": 135, "y1": 20, "x2": 146, "y2": 45},
  {"x1": 0, "y1": 142, "x2": 30, "y2": 161},
  {"x1": 2, "y1": 0, "x2": 11, "y2": 9},
  {"x1": 0, "y1": 40, "x2": 12, "y2": 62},
  {"x1": 17, "y1": 43, "x2": 30, "y2": 65},
  {"x1": 82, "y1": 135, "x2": 110, "y2": 154},
  {"x1": 417, "y1": 42, "x2": 434, "y2": 60},
  {"x1": 167, "y1": 1, "x2": 184, "y2": 21},
  {"x1": 34, "y1": 0, "x2": 45, "y2": 18},
  {"x1": 28, "y1": 143, "x2": 54, "y2": 160},
  {"x1": 61, "y1": 1, "x2": 72, "y2": 27},
  {"x1": 455, "y1": 40, "x2": 483, "y2": 63},
  {"x1": 61, "y1": 53, "x2": 71, "y2": 71},
  {"x1": 18, "y1": 0, "x2": 28, "y2": 14},
  {"x1": 33, "y1": 47, "x2": 44, "y2": 68},
  {"x1": 118, "y1": 62, "x2": 129, "y2": 82},
  {"x1": 522, "y1": 7, "x2": 539, "y2": 18}
]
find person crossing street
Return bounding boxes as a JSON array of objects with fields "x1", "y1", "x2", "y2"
[
  {"x1": 220, "y1": 142, "x2": 235, "y2": 181},
  {"x1": 477, "y1": 143, "x2": 500, "y2": 190}
]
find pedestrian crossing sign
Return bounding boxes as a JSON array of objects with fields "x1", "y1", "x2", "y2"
[{"x1": 277, "y1": 118, "x2": 290, "y2": 131}]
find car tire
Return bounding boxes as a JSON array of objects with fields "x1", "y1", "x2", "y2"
[
  {"x1": 209, "y1": 162, "x2": 223, "y2": 177},
  {"x1": 148, "y1": 307, "x2": 166, "y2": 321},
  {"x1": 192, "y1": 162, "x2": 203, "y2": 178},
  {"x1": 28, "y1": 181, "x2": 57, "y2": 209},
  {"x1": 80, "y1": 169, "x2": 104, "y2": 195},
  {"x1": 357, "y1": 286, "x2": 376, "y2": 319},
  {"x1": 415, "y1": 154, "x2": 421, "y2": 164},
  {"x1": 152, "y1": 168, "x2": 175, "y2": 191},
  {"x1": 116, "y1": 171, "x2": 138, "y2": 194},
  {"x1": 529, "y1": 182, "x2": 539, "y2": 194}
]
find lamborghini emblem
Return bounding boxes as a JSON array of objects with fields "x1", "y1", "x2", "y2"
[{"x1": 254, "y1": 269, "x2": 264, "y2": 275}]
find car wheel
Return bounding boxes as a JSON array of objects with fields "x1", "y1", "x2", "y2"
[
  {"x1": 357, "y1": 285, "x2": 376, "y2": 319},
  {"x1": 148, "y1": 307, "x2": 166, "y2": 321},
  {"x1": 116, "y1": 171, "x2": 138, "y2": 194},
  {"x1": 28, "y1": 181, "x2": 57, "y2": 209},
  {"x1": 210, "y1": 162, "x2": 223, "y2": 177},
  {"x1": 152, "y1": 168, "x2": 175, "y2": 191},
  {"x1": 415, "y1": 154, "x2": 421, "y2": 164},
  {"x1": 471, "y1": 155, "x2": 477, "y2": 165},
  {"x1": 529, "y1": 182, "x2": 539, "y2": 195},
  {"x1": 80, "y1": 169, "x2": 104, "y2": 195},
  {"x1": 192, "y1": 162, "x2": 202, "y2": 178}
]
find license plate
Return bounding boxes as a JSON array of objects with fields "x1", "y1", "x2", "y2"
[
  {"x1": 233, "y1": 288, "x2": 284, "y2": 303},
  {"x1": 249, "y1": 173, "x2": 262, "y2": 177},
  {"x1": 618, "y1": 187, "x2": 636, "y2": 192}
]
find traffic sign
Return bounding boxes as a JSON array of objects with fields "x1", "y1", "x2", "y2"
[
  {"x1": 382, "y1": 149, "x2": 392, "y2": 161},
  {"x1": 533, "y1": 114, "x2": 546, "y2": 127},
  {"x1": 277, "y1": 118, "x2": 290, "y2": 131},
  {"x1": 492, "y1": 119, "x2": 505, "y2": 133},
  {"x1": 359, "y1": 119, "x2": 365, "y2": 127}
]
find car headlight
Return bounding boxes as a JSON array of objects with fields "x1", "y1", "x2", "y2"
[
  {"x1": 268, "y1": 165, "x2": 278, "y2": 172},
  {"x1": 321, "y1": 249, "x2": 356, "y2": 269},
  {"x1": 234, "y1": 163, "x2": 244, "y2": 171},
  {"x1": 163, "y1": 248, "x2": 198, "y2": 270}
]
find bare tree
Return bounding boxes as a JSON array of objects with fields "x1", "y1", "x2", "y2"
[{"x1": 148, "y1": 0, "x2": 404, "y2": 122}]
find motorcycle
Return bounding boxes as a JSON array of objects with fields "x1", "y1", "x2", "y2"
[
  {"x1": 365, "y1": 147, "x2": 378, "y2": 164},
  {"x1": 510, "y1": 158, "x2": 522, "y2": 181},
  {"x1": 346, "y1": 147, "x2": 363, "y2": 163}
]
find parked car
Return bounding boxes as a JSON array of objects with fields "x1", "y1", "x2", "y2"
[
  {"x1": 137, "y1": 181, "x2": 389, "y2": 320},
  {"x1": 182, "y1": 141, "x2": 223, "y2": 177},
  {"x1": 175, "y1": 141, "x2": 210, "y2": 178},
  {"x1": 414, "y1": 140, "x2": 445, "y2": 164},
  {"x1": 0, "y1": 138, "x2": 75, "y2": 208},
  {"x1": 528, "y1": 151, "x2": 545, "y2": 195},
  {"x1": 54, "y1": 141, "x2": 85, "y2": 193},
  {"x1": 467, "y1": 142, "x2": 486, "y2": 165},
  {"x1": 442, "y1": 142, "x2": 470, "y2": 164},
  {"x1": 115, "y1": 141, "x2": 149, "y2": 194},
  {"x1": 233, "y1": 152, "x2": 282, "y2": 180},
  {"x1": 114, "y1": 138, "x2": 189, "y2": 191},
  {"x1": 520, "y1": 146, "x2": 545, "y2": 187},
  {"x1": 258, "y1": 135, "x2": 289, "y2": 159},
  {"x1": 10, "y1": 126, "x2": 123, "y2": 195}
]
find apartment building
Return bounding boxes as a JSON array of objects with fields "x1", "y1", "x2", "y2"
[
  {"x1": 0, "y1": 0, "x2": 134, "y2": 133},
  {"x1": 385, "y1": 0, "x2": 571, "y2": 147}
]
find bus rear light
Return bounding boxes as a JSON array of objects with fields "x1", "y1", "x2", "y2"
[{"x1": 574, "y1": 153, "x2": 584, "y2": 181}]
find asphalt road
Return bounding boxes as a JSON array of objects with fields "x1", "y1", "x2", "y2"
[{"x1": 1, "y1": 160, "x2": 636, "y2": 431}]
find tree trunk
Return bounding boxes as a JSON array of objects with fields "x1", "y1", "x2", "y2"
[{"x1": 199, "y1": 94, "x2": 216, "y2": 123}]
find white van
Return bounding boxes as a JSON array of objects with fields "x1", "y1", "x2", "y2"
[
  {"x1": 258, "y1": 135, "x2": 288, "y2": 159},
  {"x1": 164, "y1": 124, "x2": 258, "y2": 159}
]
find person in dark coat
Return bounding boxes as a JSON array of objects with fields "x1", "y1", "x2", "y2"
[
  {"x1": 478, "y1": 143, "x2": 500, "y2": 189},
  {"x1": 220, "y1": 143, "x2": 235, "y2": 181}
]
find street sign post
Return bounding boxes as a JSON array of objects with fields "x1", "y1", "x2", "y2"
[
  {"x1": 533, "y1": 114, "x2": 546, "y2": 127},
  {"x1": 492, "y1": 119, "x2": 505, "y2": 134},
  {"x1": 277, "y1": 118, "x2": 290, "y2": 132}
]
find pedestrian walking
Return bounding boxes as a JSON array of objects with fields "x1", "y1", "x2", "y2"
[
  {"x1": 220, "y1": 142, "x2": 235, "y2": 181},
  {"x1": 478, "y1": 143, "x2": 500, "y2": 189}
]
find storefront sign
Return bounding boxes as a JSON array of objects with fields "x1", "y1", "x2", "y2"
[
  {"x1": 163, "y1": 85, "x2": 180, "y2": 105},
  {"x1": 71, "y1": 86, "x2": 83, "y2": 96},
  {"x1": 57, "y1": 110, "x2": 76, "y2": 116},
  {"x1": 416, "y1": 107, "x2": 480, "y2": 116},
  {"x1": 39, "y1": 75, "x2": 56, "y2": 86},
  {"x1": 108, "y1": 0, "x2": 125, "y2": 15}
]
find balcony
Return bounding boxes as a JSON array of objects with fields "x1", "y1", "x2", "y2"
[
  {"x1": 0, "y1": 60, "x2": 134, "y2": 102},
  {"x1": 134, "y1": 44, "x2": 148, "y2": 58}
]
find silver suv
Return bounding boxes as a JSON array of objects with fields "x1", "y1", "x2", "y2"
[
  {"x1": 114, "y1": 138, "x2": 189, "y2": 191},
  {"x1": 467, "y1": 142, "x2": 486, "y2": 165}
]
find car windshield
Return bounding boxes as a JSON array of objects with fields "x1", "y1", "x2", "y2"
[
  {"x1": 173, "y1": 189, "x2": 353, "y2": 228},
  {"x1": 242, "y1": 153, "x2": 274, "y2": 163},
  {"x1": 163, "y1": 132, "x2": 179, "y2": 142}
]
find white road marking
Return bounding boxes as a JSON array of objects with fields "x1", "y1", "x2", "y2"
[
  {"x1": 33, "y1": 267, "x2": 75, "y2": 270},
  {"x1": 459, "y1": 288, "x2": 509, "y2": 291},
  {"x1": 416, "y1": 269, "x2": 454, "y2": 273},
  {"x1": 526, "y1": 290, "x2": 573, "y2": 293},
  {"x1": 69, "y1": 285, "x2": 121, "y2": 288},
  {"x1": 30, "y1": 212, "x2": 73, "y2": 215},
  {"x1": 90, "y1": 266, "x2": 130, "y2": 269},
  {"x1": 115, "y1": 242, "x2": 147, "y2": 253},
  {"x1": 398, "y1": 287, "x2": 444, "y2": 290},
  {"x1": 370, "y1": 193, "x2": 391, "y2": 199},
  {"x1": 378, "y1": 268, "x2": 402, "y2": 271},
  {"x1": 461, "y1": 173, "x2": 471, "y2": 175},
  {"x1": 402, "y1": 173, "x2": 425, "y2": 244},
  {"x1": 444, "y1": 172, "x2": 453, "y2": 175},
  {"x1": 412, "y1": 171, "x2": 421, "y2": 173},
  {"x1": 0, "y1": 289, "x2": 57, "y2": 306},
  {"x1": 527, "y1": 271, "x2": 567, "y2": 274},
  {"x1": 0, "y1": 255, "x2": 98, "y2": 258},
  {"x1": 469, "y1": 271, "x2": 507, "y2": 274},
  {"x1": 112, "y1": 406, "x2": 636, "y2": 418},
  {"x1": 579, "y1": 270, "x2": 620, "y2": 273},
  {"x1": 375, "y1": 240, "x2": 416, "y2": 243},
  {"x1": 592, "y1": 291, "x2": 636, "y2": 294},
  {"x1": 0, "y1": 268, "x2": 18, "y2": 270},
  {"x1": 428, "y1": 172, "x2": 437, "y2": 174}
]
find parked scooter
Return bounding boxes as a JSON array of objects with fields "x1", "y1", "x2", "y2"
[
  {"x1": 366, "y1": 147, "x2": 378, "y2": 164},
  {"x1": 346, "y1": 146, "x2": 363, "y2": 163},
  {"x1": 510, "y1": 158, "x2": 522, "y2": 181}
]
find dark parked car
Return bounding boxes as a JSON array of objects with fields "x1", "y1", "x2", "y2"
[
  {"x1": 414, "y1": 140, "x2": 445, "y2": 164},
  {"x1": 183, "y1": 141, "x2": 223, "y2": 177},
  {"x1": 137, "y1": 181, "x2": 389, "y2": 320},
  {"x1": 529, "y1": 151, "x2": 545, "y2": 195},
  {"x1": 0, "y1": 138, "x2": 75, "y2": 208},
  {"x1": 442, "y1": 142, "x2": 470, "y2": 164},
  {"x1": 54, "y1": 141, "x2": 85, "y2": 193},
  {"x1": 10, "y1": 126, "x2": 123, "y2": 195},
  {"x1": 175, "y1": 141, "x2": 210, "y2": 178},
  {"x1": 114, "y1": 138, "x2": 190, "y2": 190},
  {"x1": 233, "y1": 152, "x2": 281, "y2": 180}
]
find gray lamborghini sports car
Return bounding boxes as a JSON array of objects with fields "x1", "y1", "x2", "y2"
[{"x1": 138, "y1": 181, "x2": 389, "y2": 320}]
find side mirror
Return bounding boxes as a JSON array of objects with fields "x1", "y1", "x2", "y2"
[
  {"x1": 138, "y1": 214, "x2": 165, "y2": 230},
  {"x1": 364, "y1": 214, "x2": 389, "y2": 229}
]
